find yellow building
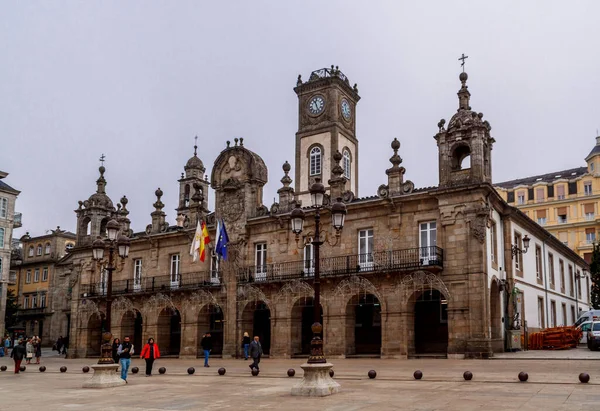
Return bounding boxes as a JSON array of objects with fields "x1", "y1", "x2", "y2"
[
  {"x1": 8, "y1": 227, "x2": 75, "y2": 342},
  {"x1": 495, "y1": 136, "x2": 600, "y2": 264}
]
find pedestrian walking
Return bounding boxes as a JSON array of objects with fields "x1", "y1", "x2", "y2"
[
  {"x1": 112, "y1": 338, "x2": 121, "y2": 364},
  {"x1": 62, "y1": 336, "x2": 69, "y2": 356},
  {"x1": 10, "y1": 339, "x2": 26, "y2": 373},
  {"x1": 201, "y1": 333, "x2": 212, "y2": 367},
  {"x1": 25, "y1": 338, "x2": 34, "y2": 364},
  {"x1": 140, "y1": 337, "x2": 160, "y2": 376},
  {"x1": 55, "y1": 336, "x2": 63, "y2": 353},
  {"x1": 3, "y1": 336, "x2": 10, "y2": 357},
  {"x1": 241, "y1": 332, "x2": 250, "y2": 360},
  {"x1": 248, "y1": 335, "x2": 263, "y2": 371},
  {"x1": 34, "y1": 336, "x2": 42, "y2": 364},
  {"x1": 117, "y1": 336, "x2": 134, "y2": 383}
]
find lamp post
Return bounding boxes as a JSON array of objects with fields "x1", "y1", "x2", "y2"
[
  {"x1": 91, "y1": 219, "x2": 130, "y2": 365},
  {"x1": 510, "y1": 234, "x2": 530, "y2": 259},
  {"x1": 290, "y1": 178, "x2": 346, "y2": 385}
]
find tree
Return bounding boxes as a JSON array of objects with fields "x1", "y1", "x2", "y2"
[
  {"x1": 590, "y1": 242, "x2": 600, "y2": 309},
  {"x1": 4, "y1": 289, "x2": 19, "y2": 329}
]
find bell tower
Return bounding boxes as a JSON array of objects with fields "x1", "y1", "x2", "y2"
[
  {"x1": 176, "y1": 139, "x2": 209, "y2": 228},
  {"x1": 294, "y1": 66, "x2": 360, "y2": 204},
  {"x1": 434, "y1": 71, "x2": 494, "y2": 188}
]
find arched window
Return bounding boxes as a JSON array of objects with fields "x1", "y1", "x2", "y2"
[
  {"x1": 343, "y1": 149, "x2": 351, "y2": 179},
  {"x1": 310, "y1": 147, "x2": 322, "y2": 176},
  {"x1": 184, "y1": 184, "x2": 190, "y2": 208},
  {"x1": 28, "y1": 246, "x2": 34, "y2": 257},
  {"x1": 36, "y1": 244, "x2": 42, "y2": 256},
  {"x1": 45, "y1": 242, "x2": 51, "y2": 254}
]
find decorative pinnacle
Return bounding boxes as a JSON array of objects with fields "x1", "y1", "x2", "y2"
[
  {"x1": 331, "y1": 150, "x2": 344, "y2": 178},
  {"x1": 194, "y1": 136, "x2": 198, "y2": 156},
  {"x1": 153, "y1": 188, "x2": 164, "y2": 211},
  {"x1": 389, "y1": 138, "x2": 403, "y2": 169},
  {"x1": 280, "y1": 161, "x2": 292, "y2": 187}
]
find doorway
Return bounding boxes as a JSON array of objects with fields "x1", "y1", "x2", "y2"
[{"x1": 414, "y1": 289, "x2": 448, "y2": 354}]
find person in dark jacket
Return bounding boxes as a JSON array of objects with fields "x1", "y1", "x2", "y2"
[
  {"x1": 10, "y1": 339, "x2": 27, "y2": 374},
  {"x1": 241, "y1": 332, "x2": 251, "y2": 360},
  {"x1": 248, "y1": 336, "x2": 263, "y2": 371},
  {"x1": 200, "y1": 333, "x2": 212, "y2": 367},
  {"x1": 117, "y1": 336, "x2": 134, "y2": 382},
  {"x1": 112, "y1": 338, "x2": 121, "y2": 364}
]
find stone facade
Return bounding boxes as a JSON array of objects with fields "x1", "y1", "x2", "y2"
[
  {"x1": 0, "y1": 171, "x2": 20, "y2": 336},
  {"x1": 59, "y1": 67, "x2": 587, "y2": 360}
]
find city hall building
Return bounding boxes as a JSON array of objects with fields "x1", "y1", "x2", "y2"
[{"x1": 60, "y1": 67, "x2": 589, "y2": 360}]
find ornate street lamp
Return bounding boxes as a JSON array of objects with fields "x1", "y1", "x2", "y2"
[
  {"x1": 290, "y1": 178, "x2": 346, "y2": 396},
  {"x1": 91, "y1": 219, "x2": 130, "y2": 365},
  {"x1": 511, "y1": 234, "x2": 530, "y2": 259}
]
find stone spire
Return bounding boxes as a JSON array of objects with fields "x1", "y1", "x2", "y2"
[
  {"x1": 190, "y1": 182, "x2": 207, "y2": 226},
  {"x1": 328, "y1": 150, "x2": 347, "y2": 200},
  {"x1": 457, "y1": 71, "x2": 471, "y2": 111},
  {"x1": 385, "y1": 138, "x2": 406, "y2": 194},
  {"x1": 277, "y1": 161, "x2": 294, "y2": 211},
  {"x1": 96, "y1": 165, "x2": 107, "y2": 194},
  {"x1": 117, "y1": 195, "x2": 131, "y2": 234},
  {"x1": 150, "y1": 188, "x2": 167, "y2": 233}
]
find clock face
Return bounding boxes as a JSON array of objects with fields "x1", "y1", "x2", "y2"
[
  {"x1": 308, "y1": 95, "x2": 325, "y2": 115},
  {"x1": 341, "y1": 99, "x2": 351, "y2": 120}
]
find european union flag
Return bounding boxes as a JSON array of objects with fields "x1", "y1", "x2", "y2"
[{"x1": 216, "y1": 219, "x2": 230, "y2": 260}]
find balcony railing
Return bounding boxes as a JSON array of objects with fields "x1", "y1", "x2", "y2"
[
  {"x1": 17, "y1": 307, "x2": 46, "y2": 316},
  {"x1": 237, "y1": 246, "x2": 443, "y2": 284},
  {"x1": 80, "y1": 270, "x2": 221, "y2": 298}
]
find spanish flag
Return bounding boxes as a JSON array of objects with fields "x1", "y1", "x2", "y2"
[{"x1": 190, "y1": 220, "x2": 211, "y2": 262}]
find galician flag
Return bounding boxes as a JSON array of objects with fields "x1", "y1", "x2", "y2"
[{"x1": 190, "y1": 220, "x2": 211, "y2": 262}]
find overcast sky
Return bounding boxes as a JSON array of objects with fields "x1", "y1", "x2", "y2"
[{"x1": 2, "y1": 1, "x2": 599, "y2": 237}]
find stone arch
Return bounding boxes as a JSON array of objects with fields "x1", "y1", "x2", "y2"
[
  {"x1": 239, "y1": 290, "x2": 272, "y2": 356},
  {"x1": 143, "y1": 293, "x2": 181, "y2": 317},
  {"x1": 86, "y1": 312, "x2": 104, "y2": 356},
  {"x1": 328, "y1": 275, "x2": 384, "y2": 313},
  {"x1": 237, "y1": 285, "x2": 271, "y2": 310},
  {"x1": 182, "y1": 290, "x2": 219, "y2": 319},
  {"x1": 274, "y1": 280, "x2": 314, "y2": 304},
  {"x1": 396, "y1": 271, "x2": 451, "y2": 307},
  {"x1": 450, "y1": 142, "x2": 471, "y2": 171}
]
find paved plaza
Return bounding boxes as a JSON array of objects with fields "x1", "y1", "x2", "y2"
[{"x1": 1, "y1": 349, "x2": 599, "y2": 410}]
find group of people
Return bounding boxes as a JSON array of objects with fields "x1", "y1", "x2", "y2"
[
  {"x1": 53, "y1": 336, "x2": 69, "y2": 355},
  {"x1": 111, "y1": 336, "x2": 161, "y2": 382},
  {"x1": 201, "y1": 331, "x2": 263, "y2": 371}
]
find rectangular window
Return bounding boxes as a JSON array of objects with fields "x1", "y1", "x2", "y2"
[
  {"x1": 548, "y1": 253, "x2": 555, "y2": 289},
  {"x1": 562, "y1": 303, "x2": 567, "y2": 326},
  {"x1": 577, "y1": 270, "x2": 582, "y2": 299},
  {"x1": 24, "y1": 296, "x2": 29, "y2": 308},
  {"x1": 507, "y1": 191, "x2": 515, "y2": 203},
  {"x1": 170, "y1": 254, "x2": 180, "y2": 286},
  {"x1": 568, "y1": 265, "x2": 574, "y2": 297},
  {"x1": 0, "y1": 197, "x2": 7, "y2": 218},
  {"x1": 586, "y1": 228, "x2": 596, "y2": 243},
  {"x1": 40, "y1": 294, "x2": 46, "y2": 308},
  {"x1": 255, "y1": 243, "x2": 267, "y2": 280},
  {"x1": 26, "y1": 270, "x2": 31, "y2": 283},
  {"x1": 210, "y1": 251, "x2": 220, "y2": 283},
  {"x1": 303, "y1": 239, "x2": 314, "y2": 276},
  {"x1": 490, "y1": 222, "x2": 497, "y2": 264},
  {"x1": 32, "y1": 295, "x2": 37, "y2": 308},
  {"x1": 44, "y1": 243, "x2": 51, "y2": 254},
  {"x1": 358, "y1": 229, "x2": 374, "y2": 269},
  {"x1": 557, "y1": 206, "x2": 568, "y2": 224},
  {"x1": 28, "y1": 247, "x2": 34, "y2": 257},
  {"x1": 557, "y1": 185, "x2": 565, "y2": 200},
  {"x1": 550, "y1": 301, "x2": 557, "y2": 328},
  {"x1": 571, "y1": 305, "x2": 576, "y2": 324},
  {"x1": 34, "y1": 268, "x2": 40, "y2": 282},
  {"x1": 536, "y1": 187, "x2": 544, "y2": 203},
  {"x1": 42, "y1": 267, "x2": 48, "y2": 282},
  {"x1": 514, "y1": 232, "x2": 523, "y2": 274},
  {"x1": 585, "y1": 181, "x2": 593, "y2": 196},
  {"x1": 559, "y1": 260, "x2": 565, "y2": 293},
  {"x1": 538, "y1": 297, "x2": 545, "y2": 329},
  {"x1": 535, "y1": 245, "x2": 543, "y2": 283},
  {"x1": 36, "y1": 245, "x2": 42, "y2": 256},
  {"x1": 0, "y1": 227, "x2": 4, "y2": 248},
  {"x1": 419, "y1": 221, "x2": 437, "y2": 264},
  {"x1": 133, "y1": 259, "x2": 142, "y2": 290},
  {"x1": 517, "y1": 191, "x2": 525, "y2": 205},
  {"x1": 536, "y1": 209, "x2": 547, "y2": 226},
  {"x1": 584, "y1": 203, "x2": 595, "y2": 221}
]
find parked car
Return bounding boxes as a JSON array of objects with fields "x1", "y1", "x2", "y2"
[
  {"x1": 577, "y1": 321, "x2": 593, "y2": 344},
  {"x1": 586, "y1": 321, "x2": 600, "y2": 351},
  {"x1": 575, "y1": 310, "x2": 600, "y2": 327}
]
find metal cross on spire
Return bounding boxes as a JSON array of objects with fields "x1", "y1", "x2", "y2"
[
  {"x1": 194, "y1": 136, "x2": 198, "y2": 156},
  {"x1": 99, "y1": 153, "x2": 106, "y2": 166},
  {"x1": 458, "y1": 53, "x2": 469, "y2": 72}
]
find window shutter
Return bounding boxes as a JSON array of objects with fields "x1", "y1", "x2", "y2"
[
  {"x1": 547, "y1": 185, "x2": 554, "y2": 198},
  {"x1": 528, "y1": 188, "x2": 534, "y2": 200},
  {"x1": 557, "y1": 207, "x2": 567, "y2": 215},
  {"x1": 568, "y1": 182, "x2": 577, "y2": 195},
  {"x1": 507, "y1": 191, "x2": 515, "y2": 203},
  {"x1": 536, "y1": 209, "x2": 547, "y2": 219},
  {"x1": 584, "y1": 203, "x2": 595, "y2": 214},
  {"x1": 585, "y1": 228, "x2": 595, "y2": 235}
]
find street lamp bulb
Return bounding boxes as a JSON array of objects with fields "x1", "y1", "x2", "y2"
[
  {"x1": 331, "y1": 197, "x2": 347, "y2": 231},
  {"x1": 522, "y1": 235, "x2": 531, "y2": 252},
  {"x1": 309, "y1": 178, "x2": 326, "y2": 208},
  {"x1": 117, "y1": 235, "x2": 131, "y2": 258},
  {"x1": 92, "y1": 238, "x2": 105, "y2": 261},
  {"x1": 106, "y1": 219, "x2": 120, "y2": 241},
  {"x1": 290, "y1": 204, "x2": 305, "y2": 235}
]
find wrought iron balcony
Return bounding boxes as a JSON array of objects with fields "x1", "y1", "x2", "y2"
[
  {"x1": 16, "y1": 307, "x2": 47, "y2": 316},
  {"x1": 80, "y1": 270, "x2": 221, "y2": 298},
  {"x1": 237, "y1": 246, "x2": 443, "y2": 284},
  {"x1": 13, "y1": 212, "x2": 22, "y2": 228}
]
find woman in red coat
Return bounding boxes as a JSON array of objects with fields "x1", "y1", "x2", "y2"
[{"x1": 140, "y1": 337, "x2": 160, "y2": 376}]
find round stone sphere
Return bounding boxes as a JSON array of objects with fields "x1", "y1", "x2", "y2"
[
  {"x1": 251, "y1": 368, "x2": 259, "y2": 376},
  {"x1": 0, "y1": 365, "x2": 7, "y2": 371},
  {"x1": 131, "y1": 366, "x2": 139, "y2": 374},
  {"x1": 82, "y1": 366, "x2": 90, "y2": 373},
  {"x1": 158, "y1": 367, "x2": 166, "y2": 374},
  {"x1": 329, "y1": 369, "x2": 334, "y2": 378},
  {"x1": 287, "y1": 368, "x2": 295, "y2": 377},
  {"x1": 368, "y1": 370, "x2": 377, "y2": 379},
  {"x1": 187, "y1": 367, "x2": 195, "y2": 375},
  {"x1": 39, "y1": 366, "x2": 46, "y2": 372},
  {"x1": 579, "y1": 373, "x2": 590, "y2": 383},
  {"x1": 518, "y1": 371, "x2": 528, "y2": 382},
  {"x1": 218, "y1": 367, "x2": 226, "y2": 376},
  {"x1": 20, "y1": 366, "x2": 26, "y2": 372},
  {"x1": 414, "y1": 370, "x2": 423, "y2": 380},
  {"x1": 60, "y1": 366, "x2": 67, "y2": 373},
  {"x1": 463, "y1": 371, "x2": 473, "y2": 381}
]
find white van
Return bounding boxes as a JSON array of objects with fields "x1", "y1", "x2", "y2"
[{"x1": 575, "y1": 310, "x2": 600, "y2": 327}]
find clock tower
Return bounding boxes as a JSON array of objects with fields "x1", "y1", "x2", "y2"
[{"x1": 293, "y1": 66, "x2": 360, "y2": 204}]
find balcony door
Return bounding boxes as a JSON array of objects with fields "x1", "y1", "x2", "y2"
[
  {"x1": 255, "y1": 243, "x2": 267, "y2": 281},
  {"x1": 133, "y1": 259, "x2": 142, "y2": 292},
  {"x1": 358, "y1": 229, "x2": 374, "y2": 271},
  {"x1": 170, "y1": 254, "x2": 180, "y2": 288},
  {"x1": 419, "y1": 222, "x2": 437, "y2": 264},
  {"x1": 304, "y1": 239, "x2": 314, "y2": 277}
]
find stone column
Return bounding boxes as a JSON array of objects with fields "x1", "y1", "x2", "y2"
[
  {"x1": 179, "y1": 311, "x2": 198, "y2": 360},
  {"x1": 323, "y1": 303, "x2": 345, "y2": 358}
]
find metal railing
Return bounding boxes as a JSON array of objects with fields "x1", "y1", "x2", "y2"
[
  {"x1": 237, "y1": 246, "x2": 443, "y2": 284},
  {"x1": 80, "y1": 270, "x2": 221, "y2": 297}
]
